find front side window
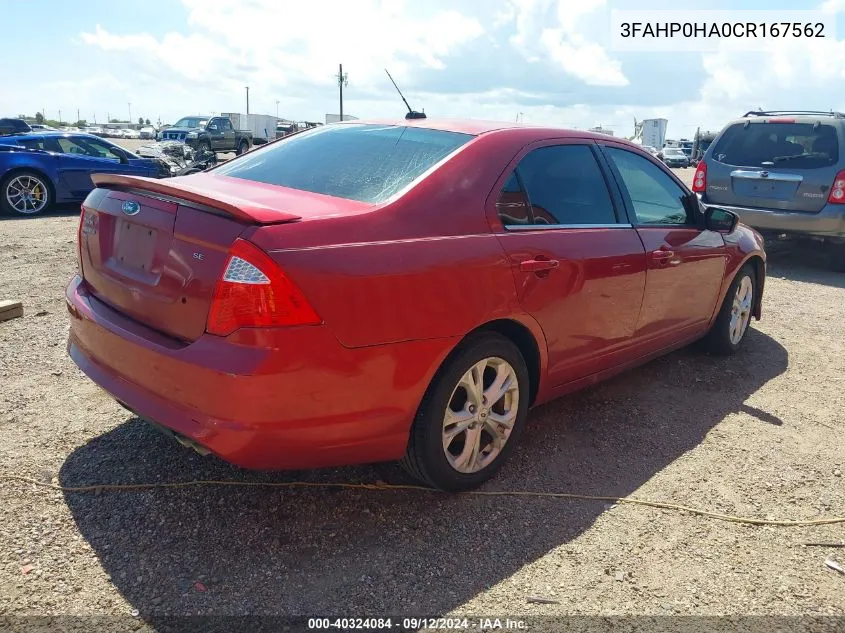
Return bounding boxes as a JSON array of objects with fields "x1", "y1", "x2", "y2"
[
  {"x1": 215, "y1": 124, "x2": 473, "y2": 204},
  {"x1": 605, "y1": 147, "x2": 690, "y2": 225},
  {"x1": 711, "y1": 122, "x2": 839, "y2": 169},
  {"x1": 495, "y1": 144, "x2": 617, "y2": 227}
]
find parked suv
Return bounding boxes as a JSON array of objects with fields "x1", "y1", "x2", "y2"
[{"x1": 695, "y1": 110, "x2": 845, "y2": 270}]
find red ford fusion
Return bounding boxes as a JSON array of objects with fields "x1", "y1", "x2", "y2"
[{"x1": 66, "y1": 119, "x2": 766, "y2": 491}]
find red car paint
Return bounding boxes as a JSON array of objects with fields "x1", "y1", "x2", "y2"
[{"x1": 66, "y1": 119, "x2": 766, "y2": 471}]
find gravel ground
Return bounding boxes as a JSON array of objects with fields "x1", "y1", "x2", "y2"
[{"x1": 1, "y1": 167, "x2": 844, "y2": 627}]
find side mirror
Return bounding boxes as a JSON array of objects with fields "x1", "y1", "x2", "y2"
[
  {"x1": 704, "y1": 206, "x2": 739, "y2": 233},
  {"x1": 208, "y1": 124, "x2": 218, "y2": 131}
]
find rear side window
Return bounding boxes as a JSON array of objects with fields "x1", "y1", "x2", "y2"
[
  {"x1": 711, "y1": 122, "x2": 839, "y2": 169},
  {"x1": 496, "y1": 144, "x2": 617, "y2": 227},
  {"x1": 215, "y1": 124, "x2": 473, "y2": 203}
]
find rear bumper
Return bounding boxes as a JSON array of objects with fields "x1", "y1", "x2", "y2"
[
  {"x1": 65, "y1": 275, "x2": 456, "y2": 470},
  {"x1": 700, "y1": 199, "x2": 845, "y2": 240}
]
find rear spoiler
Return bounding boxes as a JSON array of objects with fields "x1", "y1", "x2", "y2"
[{"x1": 90, "y1": 173, "x2": 302, "y2": 224}]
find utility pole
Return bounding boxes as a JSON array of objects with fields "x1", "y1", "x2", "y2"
[
  {"x1": 337, "y1": 64, "x2": 348, "y2": 121},
  {"x1": 128, "y1": 102, "x2": 132, "y2": 124},
  {"x1": 58, "y1": 110, "x2": 62, "y2": 125},
  {"x1": 245, "y1": 87, "x2": 250, "y2": 115},
  {"x1": 276, "y1": 100, "x2": 279, "y2": 118},
  {"x1": 77, "y1": 108, "x2": 80, "y2": 123}
]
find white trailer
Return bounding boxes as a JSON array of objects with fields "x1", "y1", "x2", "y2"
[
  {"x1": 222, "y1": 113, "x2": 277, "y2": 144},
  {"x1": 640, "y1": 118, "x2": 668, "y2": 149},
  {"x1": 325, "y1": 114, "x2": 359, "y2": 124}
]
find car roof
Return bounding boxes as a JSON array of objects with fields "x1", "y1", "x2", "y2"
[
  {"x1": 7, "y1": 132, "x2": 106, "y2": 141},
  {"x1": 333, "y1": 118, "x2": 641, "y2": 145}
]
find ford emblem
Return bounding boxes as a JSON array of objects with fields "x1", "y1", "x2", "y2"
[{"x1": 121, "y1": 200, "x2": 140, "y2": 216}]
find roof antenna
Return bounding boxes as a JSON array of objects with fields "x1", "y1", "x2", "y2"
[{"x1": 385, "y1": 69, "x2": 426, "y2": 120}]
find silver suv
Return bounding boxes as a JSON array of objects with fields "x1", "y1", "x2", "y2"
[{"x1": 695, "y1": 110, "x2": 845, "y2": 270}]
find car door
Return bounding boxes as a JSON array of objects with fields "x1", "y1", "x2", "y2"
[
  {"x1": 491, "y1": 140, "x2": 648, "y2": 388},
  {"x1": 205, "y1": 118, "x2": 223, "y2": 150},
  {"x1": 218, "y1": 118, "x2": 236, "y2": 149},
  {"x1": 600, "y1": 143, "x2": 727, "y2": 349},
  {"x1": 55, "y1": 136, "x2": 146, "y2": 198}
]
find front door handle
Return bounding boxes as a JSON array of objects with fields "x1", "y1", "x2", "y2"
[
  {"x1": 651, "y1": 249, "x2": 680, "y2": 266},
  {"x1": 520, "y1": 258, "x2": 559, "y2": 273}
]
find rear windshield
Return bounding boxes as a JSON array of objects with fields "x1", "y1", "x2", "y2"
[
  {"x1": 214, "y1": 124, "x2": 473, "y2": 203},
  {"x1": 711, "y1": 122, "x2": 839, "y2": 169}
]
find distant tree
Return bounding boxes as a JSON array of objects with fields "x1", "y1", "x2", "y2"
[
  {"x1": 145, "y1": 118, "x2": 151, "y2": 125},
  {"x1": 109, "y1": 118, "x2": 120, "y2": 123},
  {"x1": 35, "y1": 112, "x2": 44, "y2": 124},
  {"x1": 18, "y1": 114, "x2": 26, "y2": 119},
  {"x1": 75, "y1": 120, "x2": 88, "y2": 128},
  {"x1": 138, "y1": 117, "x2": 144, "y2": 125}
]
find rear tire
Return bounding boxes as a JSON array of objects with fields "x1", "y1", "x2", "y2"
[
  {"x1": 236, "y1": 140, "x2": 248, "y2": 155},
  {"x1": 703, "y1": 263, "x2": 756, "y2": 355},
  {"x1": 399, "y1": 332, "x2": 530, "y2": 491}
]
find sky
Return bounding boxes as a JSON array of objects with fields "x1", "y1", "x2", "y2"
[{"x1": 4, "y1": 0, "x2": 845, "y2": 140}]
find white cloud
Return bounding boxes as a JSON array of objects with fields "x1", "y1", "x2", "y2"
[
  {"x1": 540, "y1": 29, "x2": 628, "y2": 86},
  {"x1": 503, "y1": 0, "x2": 628, "y2": 86}
]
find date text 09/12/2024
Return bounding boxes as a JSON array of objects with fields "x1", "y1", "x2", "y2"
[{"x1": 307, "y1": 617, "x2": 528, "y2": 630}]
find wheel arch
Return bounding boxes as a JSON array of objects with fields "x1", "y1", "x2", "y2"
[{"x1": 745, "y1": 254, "x2": 765, "y2": 320}]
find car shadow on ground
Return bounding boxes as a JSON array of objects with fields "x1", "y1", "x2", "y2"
[
  {"x1": 59, "y1": 328, "x2": 788, "y2": 622},
  {"x1": 764, "y1": 242, "x2": 845, "y2": 289},
  {"x1": 0, "y1": 203, "x2": 80, "y2": 221}
]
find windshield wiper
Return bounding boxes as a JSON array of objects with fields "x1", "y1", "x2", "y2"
[{"x1": 773, "y1": 152, "x2": 827, "y2": 163}]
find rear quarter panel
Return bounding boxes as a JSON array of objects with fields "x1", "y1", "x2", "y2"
[{"x1": 0, "y1": 150, "x2": 64, "y2": 200}]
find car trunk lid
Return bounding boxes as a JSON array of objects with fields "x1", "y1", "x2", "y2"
[{"x1": 78, "y1": 174, "x2": 308, "y2": 342}]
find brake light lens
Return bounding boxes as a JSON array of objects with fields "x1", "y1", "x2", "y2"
[
  {"x1": 692, "y1": 161, "x2": 707, "y2": 193},
  {"x1": 828, "y1": 170, "x2": 845, "y2": 204},
  {"x1": 206, "y1": 238, "x2": 320, "y2": 336},
  {"x1": 765, "y1": 118, "x2": 795, "y2": 123}
]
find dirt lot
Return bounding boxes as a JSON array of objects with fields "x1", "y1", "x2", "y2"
[{"x1": 1, "y1": 167, "x2": 844, "y2": 626}]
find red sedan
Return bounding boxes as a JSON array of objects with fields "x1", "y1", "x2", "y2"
[{"x1": 66, "y1": 119, "x2": 766, "y2": 491}]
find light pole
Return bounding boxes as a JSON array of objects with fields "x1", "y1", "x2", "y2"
[
  {"x1": 128, "y1": 102, "x2": 132, "y2": 124},
  {"x1": 58, "y1": 110, "x2": 62, "y2": 125},
  {"x1": 337, "y1": 64, "x2": 348, "y2": 121},
  {"x1": 245, "y1": 87, "x2": 250, "y2": 115},
  {"x1": 276, "y1": 100, "x2": 279, "y2": 118}
]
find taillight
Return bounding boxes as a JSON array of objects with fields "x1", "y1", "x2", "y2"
[
  {"x1": 692, "y1": 161, "x2": 707, "y2": 193},
  {"x1": 828, "y1": 170, "x2": 845, "y2": 204},
  {"x1": 206, "y1": 238, "x2": 320, "y2": 336}
]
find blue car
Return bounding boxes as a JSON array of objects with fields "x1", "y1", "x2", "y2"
[{"x1": 0, "y1": 132, "x2": 167, "y2": 216}]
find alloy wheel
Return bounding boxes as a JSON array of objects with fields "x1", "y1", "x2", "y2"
[{"x1": 442, "y1": 357, "x2": 519, "y2": 474}]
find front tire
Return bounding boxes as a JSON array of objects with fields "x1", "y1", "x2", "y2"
[
  {"x1": 704, "y1": 264, "x2": 756, "y2": 355},
  {"x1": 400, "y1": 333, "x2": 530, "y2": 491},
  {"x1": 1, "y1": 171, "x2": 52, "y2": 216}
]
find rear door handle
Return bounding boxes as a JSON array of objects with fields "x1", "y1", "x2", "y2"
[{"x1": 520, "y1": 258, "x2": 559, "y2": 273}]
